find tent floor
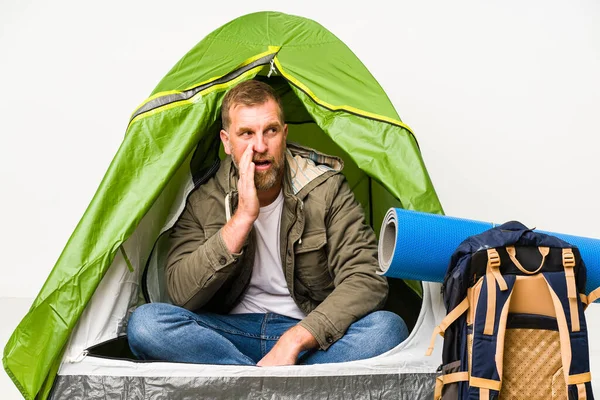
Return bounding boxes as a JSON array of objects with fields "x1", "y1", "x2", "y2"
[{"x1": 50, "y1": 372, "x2": 437, "y2": 399}]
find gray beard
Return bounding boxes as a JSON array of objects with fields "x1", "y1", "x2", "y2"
[
  {"x1": 254, "y1": 168, "x2": 279, "y2": 190},
  {"x1": 231, "y1": 157, "x2": 283, "y2": 191}
]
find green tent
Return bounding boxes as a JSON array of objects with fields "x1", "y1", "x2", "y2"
[{"x1": 4, "y1": 11, "x2": 443, "y2": 400}]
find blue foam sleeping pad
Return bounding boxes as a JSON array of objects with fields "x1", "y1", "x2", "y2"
[{"x1": 377, "y1": 208, "x2": 600, "y2": 297}]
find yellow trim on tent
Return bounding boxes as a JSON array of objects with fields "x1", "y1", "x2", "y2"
[
  {"x1": 129, "y1": 47, "x2": 281, "y2": 123},
  {"x1": 127, "y1": 46, "x2": 414, "y2": 133},
  {"x1": 133, "y1": 89, "x2": 181, "y2": 112},
  {"x1": 272, "y1": 57, "x2": 415, "y2": 134},
  {"x1": 128, "y1": 65, "x2": 266, "y2": 126}
]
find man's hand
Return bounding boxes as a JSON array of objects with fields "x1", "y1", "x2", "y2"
[
  {"x1": 257, "y1": 325, "x2": 319, "y2": 367},
  {"x1": 221, "y1": 144, "x2": 259, "y2": 254},
  {"x1": 235, "y1": 143, "x2": 260, "y2": 224}
]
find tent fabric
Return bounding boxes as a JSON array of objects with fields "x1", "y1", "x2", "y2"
[{"x1": 3, "y1": 11, "x2": 443, "y2": 400}]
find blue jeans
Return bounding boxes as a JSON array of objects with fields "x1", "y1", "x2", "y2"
[{"x1": 127, "y1": 303, "x2": 408, "y2": 365}]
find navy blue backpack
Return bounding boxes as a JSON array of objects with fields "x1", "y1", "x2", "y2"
[{"x1": 427, "y1": 222, "x2": 597, "y2": 399}]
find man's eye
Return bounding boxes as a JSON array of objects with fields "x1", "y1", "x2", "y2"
[{"x1": 241, "y1": 131, "x2": 251, "y2": 136}]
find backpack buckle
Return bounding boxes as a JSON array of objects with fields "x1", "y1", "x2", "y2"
[
  {"x1": 487, "y1": 249, "x2": 501, "y2": 269},
  {"x1": 563, "y1": 249, "x2": 576, "y2": 268}
]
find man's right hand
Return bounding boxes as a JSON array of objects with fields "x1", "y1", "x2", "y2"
[
  {"x1": 236, "y1": 143, "x2": 260, "y2": 224},
  {"x1": 221, "y1": 144, "x2": 258, "y2": 254}
]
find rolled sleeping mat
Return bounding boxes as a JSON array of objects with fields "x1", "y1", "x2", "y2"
[
  {"x1": 377, "y1": 208, "x2": 494, "y2": 283},
  {"x1": 378, "y1": 208, "x2": 600, "y2": 297}
]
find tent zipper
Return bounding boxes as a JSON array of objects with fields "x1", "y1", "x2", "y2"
[
  {"x1": 130, "y1": 53, "x2": 277, "y2": 124},
  {"x1": 64, "y1": 350, "x2": 88, "y2": 363}
]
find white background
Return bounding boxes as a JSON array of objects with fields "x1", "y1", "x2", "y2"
[{"x1": 1, "y1": 0, "x2": 599, "y2": 398}]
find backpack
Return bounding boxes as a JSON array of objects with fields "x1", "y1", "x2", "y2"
[{"x1": 426, "y1": 221, "x2": 600, "y2": 399}]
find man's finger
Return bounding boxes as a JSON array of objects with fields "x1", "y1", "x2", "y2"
[
  {"x1": 240, "y1": 143, "x2": 254, "y2": 173},
  {"x1": 247, "y1": 160, "x2": 255, "y2": 185}
]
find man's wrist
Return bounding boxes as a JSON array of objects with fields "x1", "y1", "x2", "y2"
[
  {"x1": 230, "y1": 211, "x2": 256, "y2": 229},
  {"x1": 221, "y1": 213, "x2": 255, "y2": 254},
  {"x1": 282, "y1": 325, "x2": 318, "y2": 352}
]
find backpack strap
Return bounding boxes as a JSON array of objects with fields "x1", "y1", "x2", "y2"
[
  {"x1": 580, "y1": 286, "x2": 600, "y2": 309},
  {"x1": 543, "y1": 273, "x2": 592, "y2": 397},
  {"x1": 479, "y1": 388, "x2": 490, "y2": 400},
  {"x1": 543, "y1": 273, "x2": 573, "y2": 391},
  {"x1": 562, "y1": 248, "x2": 580, "y2": 332},
  {"x1": 469, "y1": 272, "x2": 516, "y2": 398},
  {"x1": 426, "y1": 297, "x2": 469, "y2": 356},
  {"x1": 433, "y1": 372, "x2": 469, "y2": 399},
  {"x1": 577, "y1": 383, "x2": 589, "y2": 400},
  {"x1": 484, "y1": 249, "x2": 507, "y2": 335},
  {"x1": 588, "y1": 287, "x2": 600, "y2": 304},
  {"x1": 429, "y1": 248, "x2": 507, "y2": 354}
]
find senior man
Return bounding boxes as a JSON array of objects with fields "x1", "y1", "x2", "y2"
[{"x1": 128, "y1": 80, "x2": 408, "y2": 366}]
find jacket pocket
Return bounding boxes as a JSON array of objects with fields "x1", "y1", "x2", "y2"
[
  {"x1": 294, "y1": 230, "x2": 332, "y2": 296},
  {"x1": 295, "y1": 230, "x2": 327, "y2": 254}
]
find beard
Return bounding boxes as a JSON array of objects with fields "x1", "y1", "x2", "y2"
[
  {"x1": 254, "y1": 160, "x2": 281, "y2": 190},
  {"x1": 231, "y1": 148, "x2": 285, "y2": 191}
]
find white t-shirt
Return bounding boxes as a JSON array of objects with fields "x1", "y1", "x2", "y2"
[{"x1": 229, "y1": 190, "x2": 306, "y2": 320}]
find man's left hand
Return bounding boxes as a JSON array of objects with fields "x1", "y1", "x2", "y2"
[{"x1": 257, "y1": 325, "x2": 318, "y2": 367}]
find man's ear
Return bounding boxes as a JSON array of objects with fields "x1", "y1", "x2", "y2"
[
  {"x1": 283, "y1": 124, "x2": 288, "y2": 141},
  {"x1": 220, "y1": 129, "x2": 231, "y2": 155}
]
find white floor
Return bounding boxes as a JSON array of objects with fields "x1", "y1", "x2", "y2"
[{"x1": 2, "y1": 298, "x2": 599, "y2": 399}]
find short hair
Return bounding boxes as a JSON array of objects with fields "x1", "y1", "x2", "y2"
[{"x1": 221, "y1": 80, "x2": 285, "y2": 130}]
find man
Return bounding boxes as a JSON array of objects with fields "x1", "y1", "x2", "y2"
[{"x1": 128, "y1": 80, "x2": 408, "y2": 366}]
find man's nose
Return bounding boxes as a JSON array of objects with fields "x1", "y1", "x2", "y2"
[{"x1": 253, "y1": 133, "x2": 267, "y2": 153}]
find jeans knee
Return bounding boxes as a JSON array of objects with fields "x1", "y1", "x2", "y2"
[
  {"x1": 365, "y1": 310, "x2": 409, "y2": 344},
  {"x1": 127, "y1": 303, "x2": 172, "y2": 352}
]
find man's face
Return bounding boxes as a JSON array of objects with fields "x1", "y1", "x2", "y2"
[{"x1": 220, "y1": 98, "x2": 288, "y2": 191}]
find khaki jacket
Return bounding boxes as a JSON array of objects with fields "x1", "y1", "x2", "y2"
[{"x1": 166, "y1": 143, "x2": 388, "y2": 350}]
